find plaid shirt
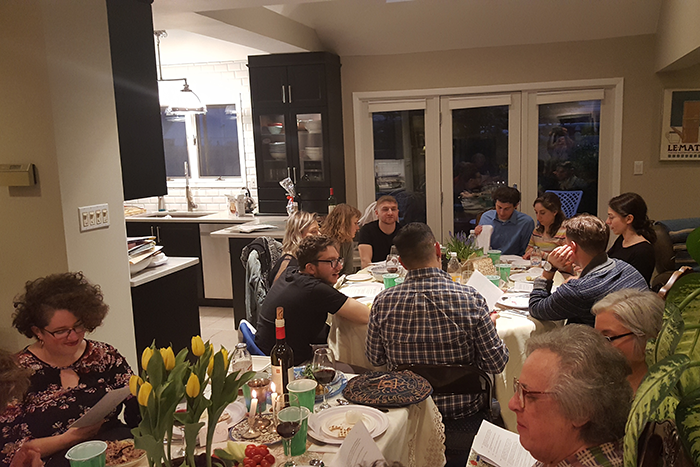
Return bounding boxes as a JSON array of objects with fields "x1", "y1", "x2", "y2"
[
  {"x1": 534, "y1": 441, "x2": 623, "y2": 467},
  {"x1": 365, "y1": 267, "x2": 509, "y2": 419}
]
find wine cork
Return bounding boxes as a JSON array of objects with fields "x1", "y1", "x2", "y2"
[{"x1": 276, "y1": 307, "x2": 284, "y2": 320}]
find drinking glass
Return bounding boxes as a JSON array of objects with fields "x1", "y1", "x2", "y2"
[
  {"x1": 275, "y1": 395, "x2": 302, "y2": 467},
  {"x1": 385, "y1": 247, "x2": 400, "y2": 274},
  {"x1": 311, "y1": 347, "x2": 336, "y2": 412},
  {"x1": 530, "y1": 246, "x2": 543, "y2": 267}
]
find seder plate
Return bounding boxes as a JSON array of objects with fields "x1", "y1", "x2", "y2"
[{"x1": 342, "y1": 371, "x2": 432, "y2": 408}]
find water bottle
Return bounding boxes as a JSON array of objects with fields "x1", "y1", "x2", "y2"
[
  {"x1": 447, "y1": 252, "x2": 461, "y2": 282},
  {"x1": 231, "y1": 342, "x2": 253, "y2": 397}
]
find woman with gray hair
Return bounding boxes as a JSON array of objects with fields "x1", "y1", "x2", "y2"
[
  {"x1": 508, "y1": 325, "x2": 632, "y2": 467},
  {"x1": 592, "y1": 289, "x2": 664, "y2": 393}
]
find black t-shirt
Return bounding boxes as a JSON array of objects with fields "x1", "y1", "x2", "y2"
[
  {"x1": 255, "y1": 269, "x2": 348, "y2": 365},
  {"x1": 607, "y1": 236, "x2": 655, "y2": 285},
  {"x1": 357, "y1": 220, "x2": 402, "y2": 263},
  {"x1": 267, "y1": 253, "x2": 298, "y2": 289}
]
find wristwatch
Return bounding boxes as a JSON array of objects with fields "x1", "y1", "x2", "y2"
[{"x1": 543, "y1": 261, "x2": 558, "y2": 273}]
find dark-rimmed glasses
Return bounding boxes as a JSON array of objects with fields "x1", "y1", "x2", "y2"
[
  {"x1": 314, "y1": 258, "x2": 344, "y2": 269},
  {"x1": 513, "y1": 377, "x2": 555, "y2": 409},
  {"x1": 604, "y1": 332, "x2": 634, "y2": 343},
  {"x1": 43, "y1": 323, "x2": 86, "y2": 339}
]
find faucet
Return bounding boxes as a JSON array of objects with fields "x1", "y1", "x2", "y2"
[{"x1": 184, "y1": 161, "x2": 197, "y2": 211}]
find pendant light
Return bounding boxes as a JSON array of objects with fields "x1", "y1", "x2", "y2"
[{"x1": 154, "y1": 30, "x2": 206, "y2": 115}]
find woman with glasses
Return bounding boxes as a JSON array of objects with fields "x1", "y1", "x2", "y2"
[
  {"x1": 320, "y1": 203, "x2": 361, "y2": 276},
  {"x1": 3, "y1": 272, "x2": 136, "y2": 466},
  {"x1": 591, "y1": 289, "x2": 664, "y2": 393}
]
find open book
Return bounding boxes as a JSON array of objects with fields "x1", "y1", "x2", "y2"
[{"x1": 470, "y1": 420, "x2": 536, "y2": 467}]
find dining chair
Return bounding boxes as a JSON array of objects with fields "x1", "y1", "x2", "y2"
[
  {"x1": 238, "y1": 319, "x2": 266, "y2": 356},
  {"x1": 545, "y1": 190, "x2": 583, "y2": 218},
  {"x1": 396, "y1": 363, "x2": 501, "y2": 459}
]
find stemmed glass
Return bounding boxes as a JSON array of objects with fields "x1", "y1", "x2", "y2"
[
  {"x1": 274, "y1": 393, "x2": 302, "y2": 467},
  {"x1": 386, "y1": 246, "x2": 399, "y2": 273},
  {"x1": 312, "y1": 347, "x2": 336, "y2": 412}
]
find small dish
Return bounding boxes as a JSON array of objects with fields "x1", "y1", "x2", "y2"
[{"x1": 346, "y1": 273, "x2": 372, "y2": 282}]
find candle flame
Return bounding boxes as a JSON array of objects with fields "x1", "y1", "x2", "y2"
[
  {"x1": 252, "y1": 389, "x2": 257, "y2": 399},
  {"x1": 270, "y1": 382, "x2": 276, "y2": 393}
]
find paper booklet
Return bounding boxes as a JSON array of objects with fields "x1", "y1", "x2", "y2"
[
  {"x1": 471, "y1": 420, "x2": 536, "y2": 467},
  {"x1": 329, "y1": 421, "x2": 386, "y2": 467},
  {"x1": 69, "y1": 385, "x2": 131, "y2": 428}
]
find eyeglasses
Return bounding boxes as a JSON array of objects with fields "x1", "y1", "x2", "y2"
[
  {"x1": 604, "y1": 332, "x2": 635, "y2": 343},
  {"x1": 43, "y1": 323, "x2": 86, "y2": 339},
  {"x1": 513, "y1": 377, "x2": 555, "y2": 409},
  {"x1": 314, "y1": 258, "x2": 344, "y2": 269}
]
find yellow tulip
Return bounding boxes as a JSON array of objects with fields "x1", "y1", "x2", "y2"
[
  {"x1": 186, "y1": 373, "x2": 200, "y2": 398},
  {"x1": 160, "y1": 347, "x2": 175, "y2": 371},
  {"x1": 137, "y1": 382, "x2": 153, "y2": 406},
  {"x1": 220, "y1": 347, "x2": 229, "y2": 368},
  {"x1": 207, "y1": 355, "x2": 214, "y2": 375},
  {"x1": 141, "y1": 347, "x2": 153, "y2": 371},
  {"x1": 129, "y1": 375, "x2": 143, "y2": 397},
  {"x1": 191, "y1": 336, "x2": 205, "y2": 357}
]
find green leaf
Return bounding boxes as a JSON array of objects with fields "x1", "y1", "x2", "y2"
[
  {"x1": 676, "y1": 387, "x2": 700, "y2": 466},
  {"x1": 649, "y1": 393, "x2": 679, "y2": 422},
  {"x1": 213, "y1": 450, "x2": 235, "y2": 467},
  {"x1": 686, "y1": 227, "x2": 700, "y2": 266},
  {"x1": 176, "y1": 347, "x2": 189, "y2": 365},
  {"x1": 624, "y1": 355, "x2": 691, "y2": 467},
  {"x1": 148, "y1": 348, "x2": 165, "y2": 389},
  {"x1": 652, "y1": 303, "x2": 684, "y2": 365}
]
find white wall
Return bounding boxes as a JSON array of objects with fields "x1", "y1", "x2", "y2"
[{"x1": 655, "y1": 0, "x2": 700, "y2": 71}]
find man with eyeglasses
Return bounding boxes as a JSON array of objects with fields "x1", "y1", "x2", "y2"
[
  {"x1": 508, "y1": 325, "x2": 632, "y2": 467},
  {"x1": 358, "y1": 195, "x2": 402, "y2": 268},
  {"x1": 255, "y1": 235, "x2": 370, "y2": 364}
]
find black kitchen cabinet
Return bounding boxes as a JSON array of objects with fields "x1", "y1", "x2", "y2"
[
  {"x1": 248, "y1": 52, "x2": 344, "y2": 214},
  {"x1": 106, "y1": 0, "x2": 167, "y2": 201}
]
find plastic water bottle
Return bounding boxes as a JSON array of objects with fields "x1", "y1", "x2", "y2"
[
  {"x1": 447, "y1": 252, "x2": 461, "y2": 282},
  {"x1": 230, "y1": 342, "x2": 252, "y2": 376}
]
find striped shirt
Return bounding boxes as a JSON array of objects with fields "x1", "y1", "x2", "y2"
[
  {"x1": 366, "y1": 267, "x2": 509, "y2": 418},
  {"x1": 525, "y1": 225, "x2": 567, "y2": 257}
]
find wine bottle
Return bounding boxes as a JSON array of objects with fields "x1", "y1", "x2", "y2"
[
  {"x1": 270, "y1": 307, "x2": 294, "y2": 394},
  {"x1": 328, "y1": 187, "x2": 337, "y2": 213}
]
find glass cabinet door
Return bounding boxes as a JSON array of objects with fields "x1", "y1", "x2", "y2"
[
  {"x1": 295, "y1": 112, "x2": 325, "y2": 184},
  {"x1": 258, "y1": 113, "x2": 288, "y2": 183}
]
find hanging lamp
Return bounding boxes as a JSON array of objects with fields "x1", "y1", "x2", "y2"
[{"x1": 154, "y1": 30, "x2": 206, "y2": 115}]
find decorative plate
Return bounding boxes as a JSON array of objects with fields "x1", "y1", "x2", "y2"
[
  {"x1": 342, "y1": 371, "x2": 432, "y2": 408},
  {"x1": 292, "y1": 368, "x2": 348, "y2": 402},
  {"x1": 228, "y1": 413, "x2": 281, "y2": 445}
]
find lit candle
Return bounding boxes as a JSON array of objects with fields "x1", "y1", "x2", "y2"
[
  {"x1": 249, "y1": 390, "x2": 258, "y2": 425},
  {"x1": 269, "y1": 382, "x2": 277, "y2": 413}
]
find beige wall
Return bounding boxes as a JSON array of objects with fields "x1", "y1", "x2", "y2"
[
  {"x1": 0, "y1": 1, "x2": 138, "y2": 369},
  {"x1": 656, "y1": 0, "x2": 700, "y2": 71},
  {"x1": 340, "y1": 34, "x2": 700, "y2": 222}
]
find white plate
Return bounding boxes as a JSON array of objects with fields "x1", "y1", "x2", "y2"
[
  {"x1": 497, "y1": 293, "x2": 530, "y2": 310},
  {"x1": 307, "y1": 406, "x2": 389, "y2": 444},
  {"x1": 340, "y1": 283, "x2": 384, "y2": 299},
  {"x1": 346, "y1": 273, "x2": 373, "y2": 282},
  {"x1": 320, "y1": 411, "x2": 378, "y2": 438}
]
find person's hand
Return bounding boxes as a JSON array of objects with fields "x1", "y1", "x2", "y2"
[
  {"x1": 547, "y1": 245, "x2": 574, "y2": 271},
  {"x1": 490, "y1": 312, "x2": 498, "y2": 326},
  {"x1": 10, "y1": 447, "x2": 43, "y2": 467},
  {"x1": 60, "y1": 421, "x2": 104, "y2": 446},
  {"x1": 474, "y1": 225, "x2": 483, "y2": 235}
]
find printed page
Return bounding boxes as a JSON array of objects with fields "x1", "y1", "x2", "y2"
[
  {"x1": 471, "y1": 420, "x2": 536, "y2": 467},
  {"x1": 69, "y1": 386, "x2": 131, "y2": 428},
  {"x1": 328, "y1": 421, "x2": 386, "y2": 467}
]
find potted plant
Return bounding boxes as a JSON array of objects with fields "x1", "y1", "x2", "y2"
[
  {"x1": 130, "y1": 337, "x2": 254, "y2": 467},
  {"x1": 624, "y1": 227, "x2": 700, "y2": 467}
]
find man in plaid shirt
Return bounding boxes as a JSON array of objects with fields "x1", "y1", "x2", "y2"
[{"x1": 365, "y1": 223, "x2": 509, "y2": 419}]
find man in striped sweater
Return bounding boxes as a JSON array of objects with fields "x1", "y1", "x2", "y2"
[{"x1": 529, "y1": 215, "x2": 648, "y2": 326}]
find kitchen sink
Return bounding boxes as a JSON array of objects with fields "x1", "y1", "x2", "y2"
[{"x1": 140, "y1": 211, "x2": 216, "y2": 218}]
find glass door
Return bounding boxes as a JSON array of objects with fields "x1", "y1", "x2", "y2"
[
  {"x1": 295, "y1": 112, "x2": 325, "y2": 184},
  {"x1": 257, "y1": 113, "x2": 288, "y2": 184}
]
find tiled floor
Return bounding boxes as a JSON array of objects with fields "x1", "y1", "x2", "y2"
[{"x1": 199, "y1": 306, "x2": 238, "y2": 351}]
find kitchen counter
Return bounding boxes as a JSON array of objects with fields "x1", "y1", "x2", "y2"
[
  {"x1": 210, "y1": 217, "x2": 288, "y2": 239},
  {"x1": 126, "y1": 210, "x2": 258, "y2": 224},
  {"x1": 129, "y1": 257, "x2": 199, "y2": 287}
]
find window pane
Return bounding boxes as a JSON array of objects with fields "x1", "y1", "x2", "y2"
[
  {"x1": 372, "y1": 110, "x2": 426, "y2": 224},
  {"x1": 196, "y1": 104, "x2": 241, "y2": 177},
  {"x1": 161, "y1": 109, "x2": 187, "y2": 177},
  {"x1": 451, "y1": 106, "x2": 509, "y2": 235},
  {"x1": 537, "y1": 100, "x2": 600, "y2": 216}
]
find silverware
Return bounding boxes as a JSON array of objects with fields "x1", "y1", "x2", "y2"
[{"x1": 336, "y1": 398, "x2": 349, "y2": 406}]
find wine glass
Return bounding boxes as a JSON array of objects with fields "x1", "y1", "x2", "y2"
[
  {"x1": 312, "y1": 347, "x2": 336, "y2": 412},
  {"x1": 275, "y1": 401, "x2": 303, "y2": 467},
  {"x1": 386, "y1": 246, "x2": 399, "y2": 273}
]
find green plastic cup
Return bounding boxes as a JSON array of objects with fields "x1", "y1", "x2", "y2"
[
  {"x1": 486, "y1": 275, "x2": 501, "y2": 287},
  {"x1": 65, "y1": 441, "x2": 107, "y2": 467},
  {"x1": 287, "y1": 378, "x2": 317, "y2": 413},
  {"x1": 488, "y1": 250, "x2": 501, "y2": 265},
  {"x1": 383, "y1": 273, "x2": 399, "y2": 288},
  {"x1": 498, "y1": 263, "x2": 511, "y2": 283}
]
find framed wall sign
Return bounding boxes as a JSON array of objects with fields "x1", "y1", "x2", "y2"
[{"x1": 660, "y1": 89, "x2": 700, "y2": 161}]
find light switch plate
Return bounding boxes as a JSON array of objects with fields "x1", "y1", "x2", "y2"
[
  {"x1": 78, "y1": 204, "x2": 109, "y2": 232},
  {"x1": 634, "y1": 161, "x2": 643, "y2": 175}
]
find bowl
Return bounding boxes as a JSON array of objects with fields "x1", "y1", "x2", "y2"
[
  {"x1": 268, "y1": 124, "x2": 283, "y2": 135},
  {"x1": 269, "y1": 142, "x2": 286, "y2": 160},
  {"x1": 370, "y1": 265, "x2": 389, "y2": 282},
  {"x1": 305, "y1": 120, "x2": 322, "y2": 133},
  {"x1": 129, "y1": 256, "x2": 152, "y2": 275},
  {"x1": 305, "y1": 147, "x2": 323, "y2": 161}
]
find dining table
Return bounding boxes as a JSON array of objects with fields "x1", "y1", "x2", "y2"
[{"x1": 328, "y1": 258, "x2": 565, "y2": 432}]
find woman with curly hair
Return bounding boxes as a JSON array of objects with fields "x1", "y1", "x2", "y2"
[
  {"x1": 320, "y1": 203, "x2": 362, "y2": 276},
  {"x1": 268, "y1": 211, "x2": 320, "y2": 286},
  {"x1": 523, "y1": 192, "x2": 567, "y2": 259},
  {"x1": 3, "y1": 272, "x2": 136, "y2": 467}
]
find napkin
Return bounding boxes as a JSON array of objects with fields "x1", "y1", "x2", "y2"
[
  {"x1": 466, "y1": 269, "x2": 503, "y2": 312},
  {"x1": 476, "y1": 225, "x2": 492, "y2": 253}
]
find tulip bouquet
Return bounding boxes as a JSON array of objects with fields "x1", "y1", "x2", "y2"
[{"x1": 130, "y1": 337, "x2": 254, "y2": 467}]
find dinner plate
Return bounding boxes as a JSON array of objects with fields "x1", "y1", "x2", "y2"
[
  {"x1": 496, "y1": 293, "x2": 530, "y2": 310},
  {"x1": 320, "y1": 411, "x2": 378, "y2": 438},
  {"x1": 307, "y1": 406, "x2": 389, "y2": 444},
  {"x1": 346, "y1": 273, "x2": 373, "y2": 282},
  {"x1": 339, "y1": 283, "x2": 384, "y2": 300}
]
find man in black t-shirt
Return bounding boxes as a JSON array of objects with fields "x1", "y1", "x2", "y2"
[
  {"x1": 358, "y1": 195, "x2": 402, "y2": 268},
  {"x1": 255, "y1": 235, "x2": 370, "y2": 364}
]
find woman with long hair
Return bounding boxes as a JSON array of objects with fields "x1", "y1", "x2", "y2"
[
  {"x1": 523, "y1": 192, "x2": 566, "y2": 259},
  {"x1": 606, "y1": 192, "x2": 656, "y2": 284},
  {"x1": 320, "y1": 203, "x2": 362, "y2": 276},
  {"x1": 268, "y1": 211, "x2": 319, "y2": 286}
]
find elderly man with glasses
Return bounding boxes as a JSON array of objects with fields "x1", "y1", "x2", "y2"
[
  {"x1": 509, "y1": 325, "x2": 632, "y2": 467},
  {"x1": 256, "y1": 235, "x2": 370, "y2": 364}
]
